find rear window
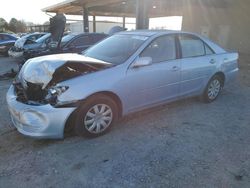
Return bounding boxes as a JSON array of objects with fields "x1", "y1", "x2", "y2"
[
  {"x1": 179, "y1": 35, "x2": 205, "y2": 58},
  {"x1": 92, "y1": 34, "x2": 108, "y2": 43},
  {"x1": 71, "y1": 36, "x2": 92, "y2": 46},
  {"x1": 178, "y1": 34, "x2": 214, "y2": 58}
]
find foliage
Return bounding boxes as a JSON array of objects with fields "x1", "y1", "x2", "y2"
[
  {"x1": 0, "y1": 18, "x2": 8, "y2": 32},
  {"x1": 0, "y1": 17, "x2": 27, "y2": 33},
  {"x1": 8, "y1": 18, "x2": 27, "y2": 33}
]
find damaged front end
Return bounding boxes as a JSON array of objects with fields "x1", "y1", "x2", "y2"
[{"x1": 14, "y1": 54, "x2": 112, "y2": 107}]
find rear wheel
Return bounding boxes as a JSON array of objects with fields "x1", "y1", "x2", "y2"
[
  {"x1": 202, "y1": 75, "x2": 223, "y2": 103},
  {"x1": 74, "y1": 94, "x2": 118, "y2": 137}
]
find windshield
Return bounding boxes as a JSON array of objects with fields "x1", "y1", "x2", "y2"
[
  {"x1": 83, "y1": 34, "x2": 148, "y2": 65},
  {"x1": 60, "y1": 34, "x2": 77, "y2": 47},
  {"x1": 36, "y1": 33, "x2": 51, "y2": 43}
]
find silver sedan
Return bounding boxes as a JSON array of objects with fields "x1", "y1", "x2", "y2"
[{"x1": 6, "y1": 30, "x2": 239, "y2": 139}]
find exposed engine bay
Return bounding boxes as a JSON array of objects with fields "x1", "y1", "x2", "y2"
[{"x1": 13, "y1": 55, "x2": 112, "y2": 106}]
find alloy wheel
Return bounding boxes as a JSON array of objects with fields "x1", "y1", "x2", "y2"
[{"x1": 207, "y1": 79, "x2": 221, "y2": 100}]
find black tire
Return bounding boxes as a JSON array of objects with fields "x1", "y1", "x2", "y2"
[
  {"x1": 202, "y1": 75, "x2": 223, "y2": 103},
  {"x1": 74, "y1": 94, "x2": 118, "y2": 137},
  {"x1": 4, "y1": 51, "x2": 9, "y2": 57}
]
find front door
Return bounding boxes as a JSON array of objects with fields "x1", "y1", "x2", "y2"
[{"x1": 124, "y1": 35, "x2": 181, "y2": 112}]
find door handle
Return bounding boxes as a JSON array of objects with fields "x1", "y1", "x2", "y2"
[
  {"x1": 172, "y1": 66, "x2": 180, "y2": 71},
  {"x1": 210, "y1": 59, "x2": 216, "y2": 64}
]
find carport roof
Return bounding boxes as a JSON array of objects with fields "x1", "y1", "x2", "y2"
[{"x1": 42, "y1": 0, "x2": 233, "y2": 17}]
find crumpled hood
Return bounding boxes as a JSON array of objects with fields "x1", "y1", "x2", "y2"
[
  {"x1": 18, "y1": 53, "x2": 112, "y2": 89},
  {"x1": 15, "y1": 37, "x2": 27, "y2": 48}
]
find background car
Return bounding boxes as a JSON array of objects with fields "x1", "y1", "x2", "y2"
[
  {"x1": 8, "y1": 33, "x2": 51, "y2": 62},
  {"x1": 7, "y1": 30, "x2": 239, "y2": 139},
  {"x1": 0, "y1": 33, "x2": 18, "y2": 43},
  {"x1": 8, "y1": 32, "x2": 47, "y2": 58},
  {"x1": 0, "y1": 34, "x2": 18, "y2": 56},
  {"x1": 23, "y1": 33, "x2": 108, "y2": 60}
]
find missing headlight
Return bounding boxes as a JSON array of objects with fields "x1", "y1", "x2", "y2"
[{"x1": 45, "y1": 86, "x2": 69, "y2": 105}]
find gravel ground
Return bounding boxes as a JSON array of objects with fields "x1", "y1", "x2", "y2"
[{"x1": 0, "y1": 55, "x2": 250, "y2": 188}]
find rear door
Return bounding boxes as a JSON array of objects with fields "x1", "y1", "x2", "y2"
[{"x1": 178, "y1": 34, "x2": 218, "y2": 97}]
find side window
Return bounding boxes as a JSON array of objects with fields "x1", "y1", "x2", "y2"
[
  {"x1": 72, "y1": 36, "x2": 92, "y2": 46},
  {"x1": 205, "y1": 44, "x2": 214, "y2": 55},
  {"x1": 3, "y1": 35, "x2": 10, "y2": 40},
  {"x1": 141, "y1": 35, "x2": 176, "y2": 63},
  {"x1": 28, "y1": 36, "x2": 37, "y2": 41},
  {"x1": 92, "y1": 34, "x2": 106, "y2": 43},
  {"x1": 179, "y1": 35, "x2": 205, "y2": 58}
]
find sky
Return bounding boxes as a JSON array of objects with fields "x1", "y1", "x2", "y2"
[{"x1": 0, "y1": 0, "x2": 63, "y2": 24}]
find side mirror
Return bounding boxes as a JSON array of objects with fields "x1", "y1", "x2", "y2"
[{"x1": 132, "y1": 57, "x2": 152, "y2": 68}]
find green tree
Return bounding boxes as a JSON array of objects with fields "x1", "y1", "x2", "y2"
[
  {"x1": 0, "y1": 18, "x2": 8, "y2": 32},
  {"x1": 16, "y1": 20, "x2": 27, "y2": 33},
  {"x1": 8, "y1": 18, "x2": 27, "y2": 33},
  {"x1": 8, "y1": 18, "x2": 18, "y2": 32}
]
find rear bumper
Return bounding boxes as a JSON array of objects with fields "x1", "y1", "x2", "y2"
[
  {"x1": 6, "y1": 85, "x2": 76, "y2": 139},
  {"x1": 225, "y1": 68, "x2": 239, "y2": 84}
]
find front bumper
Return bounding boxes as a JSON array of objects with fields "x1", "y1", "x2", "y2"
[
  {"x1": 6, "y1": 85, "x2": 76, "y2": 139},
  {"x1": 8, "y1": 49, "x2": 24, "y2": 58}
]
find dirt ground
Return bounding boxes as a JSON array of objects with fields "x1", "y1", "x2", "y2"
[{"x1": 0, "y1": 55, "x2": 250, "y2": 188}]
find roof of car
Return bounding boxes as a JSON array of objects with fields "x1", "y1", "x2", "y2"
[
  {"x1": 0, "y1": 33, "x2": 14, "y2": 35},
  {"x1": 0, "y1": 33, "x2": 18, "y2": 38},
  {"x1": 118, "y1": 30, "x2": 193, "y2": 37},
  {"x1": 119, "y1": 29, "x2": 226, "y2": 54}
]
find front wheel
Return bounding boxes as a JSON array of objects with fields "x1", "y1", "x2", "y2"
[
  {"x1": 74, "y1": 94, "x2": 118, "y2": 137},
  {"x1": 202, "y1": 75, "x2": 223, "y2": 103}
]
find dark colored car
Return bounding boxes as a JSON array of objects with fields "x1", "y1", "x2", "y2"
[
  {"x1": 23, "y1": 33, "x2": 108, "y2": 60},
  {"x1": 0, "y1": 33, "x2": 18, "y2": 56},
  {"x1": 0, "y1": 33, "x2": 17, "y2": 43}
]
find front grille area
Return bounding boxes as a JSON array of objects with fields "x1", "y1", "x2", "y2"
[
  {"x1": 14, "y1": 82, "x2": 28, "y2": 103},
  {"x1": 25, "y1": 82, "x2": 47, "y2": 101},
  {"x1": 13, "y1": 81, "x2": 47, "y2": 103}
]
